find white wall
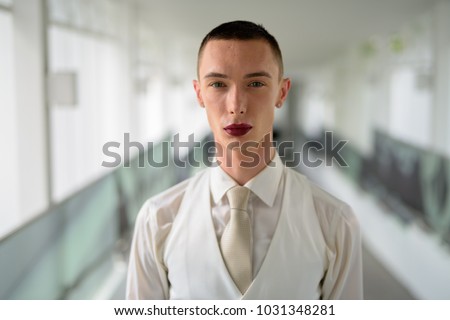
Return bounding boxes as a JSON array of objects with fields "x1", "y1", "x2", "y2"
[
  {"x1": 0, "y1": 8, "x2": 20, "y2": 236},
  {"x1": 0, "y1": 0, "x2": 51, "y2": 238},
  {"x1": 14, "y1": 0, "x2": 49, "y2": 229}
]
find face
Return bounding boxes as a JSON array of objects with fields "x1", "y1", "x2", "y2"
[{"x1": 193, "y1": 39, "x2": 290, "y2": 150}]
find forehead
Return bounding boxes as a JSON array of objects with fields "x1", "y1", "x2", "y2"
[{"x1": 198, "y1": 39, "x2": 279, "y2": 77}]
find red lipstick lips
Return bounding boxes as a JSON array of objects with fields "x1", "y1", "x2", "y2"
[{"x1": 224, "y1": 123, "x2": 252, "y2": 137}]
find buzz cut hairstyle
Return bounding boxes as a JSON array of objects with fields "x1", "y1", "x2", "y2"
[{"x1": 197, "y1": 20, "x2": 284, "y2": 78}]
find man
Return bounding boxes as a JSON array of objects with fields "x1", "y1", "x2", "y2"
[{"x1": 126, "y1": 20, "x2": 363, "y2": 299}]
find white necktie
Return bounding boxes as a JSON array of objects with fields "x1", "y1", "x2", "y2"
[{"x1": 220, "y1": 186, "x2": 252, "y2": 294}]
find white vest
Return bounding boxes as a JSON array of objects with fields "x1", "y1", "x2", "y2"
[{"x1": 163, "y1": 168, "x2": 328, "y2": 299}]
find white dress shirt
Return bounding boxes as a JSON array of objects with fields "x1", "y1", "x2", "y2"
[
  {"x1": 210, "y1": 152, "x2": 284, "y2": 278},
  {"x1": 126, "y1": 153, "x2": 363, "y2": 299}
]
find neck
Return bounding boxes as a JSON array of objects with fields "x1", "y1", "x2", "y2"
[{"x1": 216, "y1": 136, "x2": 275, "y2": 185}]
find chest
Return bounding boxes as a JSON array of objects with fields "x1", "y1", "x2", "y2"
[{"x1": 163, "y1": 170, "x2": 328, "y2": 299}]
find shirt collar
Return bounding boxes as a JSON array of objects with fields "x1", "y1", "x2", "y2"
[{"x1": 210, "y1": 152, "x2": 284, "y2": 207}]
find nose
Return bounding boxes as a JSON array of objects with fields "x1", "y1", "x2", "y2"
[{"x1": 227, "y1": 85, "x2": 246, "y2": 115}]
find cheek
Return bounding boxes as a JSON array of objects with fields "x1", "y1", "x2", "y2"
[
  {"x1": 252, "y1": 90, "x2": 277, "y2": 107},
  {"x1": 205, "y1": 108, "x2": 223, "y2": 128},
  {"x1": 261, "y1": 110, "x2": 275, "y2": 124},
  {"x1": 202, "y1": 88, "x2": 224, "y2": 103},
  {"x1": 254, "y1": 107, "x2": 275, "y2": 128}
]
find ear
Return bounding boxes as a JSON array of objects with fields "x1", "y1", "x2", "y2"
[
  {"x1": 193, "y1": 80, "x2": 204, "y2": 107},
  {"x1": 276, "y1": 78, "x2": 291, "y2": 108}
]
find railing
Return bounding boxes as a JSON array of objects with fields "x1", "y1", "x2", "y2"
[{"x1": 0, "y1": 139, "x2": 181, "y2": 299}]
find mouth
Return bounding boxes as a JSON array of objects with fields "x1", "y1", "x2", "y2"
[{"x1": 224, "y1": 123, "x2": 253, "y2": 137}]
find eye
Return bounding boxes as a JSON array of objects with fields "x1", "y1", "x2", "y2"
[
  {"x1": 248, "y1": 81, "x2": 265, "y2": 87},
  {"x1": 209, "y1": 82, "x2": 226, "y2": 88}
]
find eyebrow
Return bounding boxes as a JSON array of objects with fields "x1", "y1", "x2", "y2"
[
  {"x1": 203, "y1": 71, "x2": 272, "y2": 80},
  {"x1": 244, "y1": 71, "x2": 272, "y2": 79},
  {"x1": 204, "y1": 72, "x2": 228, "y2": 79}
]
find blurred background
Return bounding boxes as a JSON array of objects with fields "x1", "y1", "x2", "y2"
[{"x1": 1, "y1": 0, "x2": 450, "y2": 299}]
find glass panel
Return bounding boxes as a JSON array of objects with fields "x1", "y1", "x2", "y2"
[
  {"x1": 59, "y1": 174, "x2": 119, "y2": 290},
  {"x1": 0, "y1": 207, "x2": 65, "y2": 299},
  {"x1": 0, "y1": 173, "x2": 122, "y2": 299}
]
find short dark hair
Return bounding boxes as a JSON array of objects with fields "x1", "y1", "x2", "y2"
[{"x1": 198, "y1": 20, "x2": 284, "y2": 78}]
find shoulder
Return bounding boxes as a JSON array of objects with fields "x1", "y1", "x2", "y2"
[
  {"x1": 310, "y1": 182, "x2": 357, "y2": 228},
  {"x1": 287, "y1": 168, "x2": 358, "y2": 231}
]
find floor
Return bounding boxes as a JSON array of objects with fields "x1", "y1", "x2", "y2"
[{"x1": 362, "y1": 245, "x2": 414, "y2": 299}]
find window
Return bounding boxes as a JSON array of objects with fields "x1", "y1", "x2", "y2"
[
  {"x1": 0, "y1": 6, "x2": 19, "y2": 237},
  {"x1": 389, "y1": 65, "x2": 432, "y2": 148}
]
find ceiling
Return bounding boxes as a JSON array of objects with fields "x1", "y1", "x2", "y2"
[{"x1": 137, "y1": 0, "x2": 440, "y2": 71}]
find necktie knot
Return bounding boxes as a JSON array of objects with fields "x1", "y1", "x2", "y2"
[{"x1": 226, "y1": 186, "x2": 250, "y2": 211}]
